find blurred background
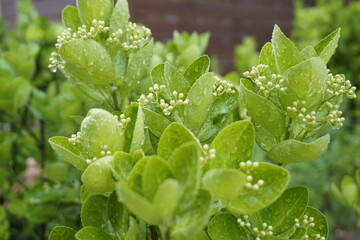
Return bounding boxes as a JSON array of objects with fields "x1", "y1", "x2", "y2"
[{"x1": 0, "y1": 0, "x2": 360, "y2": 239}]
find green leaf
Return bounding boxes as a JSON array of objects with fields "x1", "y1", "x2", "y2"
[
  {"x1": 314, "y1": 28, "x2": 341, "y2": 63},
  {"x1": 183, "y1": 55, "x2": 210, "y2": 86},
  {"x1": 153, "y1": 179, "x2": 181, "y2": 222},
  {"x1": 340, "y1": 176, "x2": 358, "y2": 205},
  {"x1": 62, "y1": 5, "x2": 81, "y2": 31},
  {"x1": 60, "y1": 39, "x2": 115, "y2": 85},
  {"x1": 76, "y1": 0, "x2": 113, "y2": 26},
  {"x1": 202, "y1": 169, "x2": 246, "y2": 200},
  {"x1": 267, "y1": 134, "x2": 330, "y2": 164},
  {"x1": 110, "y1": 0, "x2": 130, "y2": 33},
  {"x1": 75, "y1": 226, "x2": 113, "y2": 240},
  {"x1": 279, "y1": 57, "x2": 328, "y2": 111},
  {"x1": 158, "y1": 122, "x2": 199, "y2": 160},
  {"x1": 207, "y1": 213, "x2": 249, "y2": 240},
  {"x1": 130, "y1": 106, "x2": 145, "y2": 154},
  {"x1": 165, "y1": 62, "x2": 191, "y2": 95},
  {"x1": 168, "y1": 142, "x2": 201, "y2": 210},
  {"x1": 128, "y1": 157, "x2": 147, "y2": 194},
  {"x1": 184, "y1": 72, "x2": 215, "y2": 131},
  {"x1": 260, "y1": 187, "x2": 309, "y2": 236},
  {"x1": 49, "y1": 136, "x2": 88, "y2": 171},
  {"x1": 81, "y1": 156, "x2": 116, "y2": 193},
  {"x1": 228, "y1": 163, "x2": 289, "y2": 215},
  {"x1": 81, "y1": 195, "x2": 108, "y2": 230},
  {"x1": 111, "y1": 151, "x2": 133, "y2": 181},
  {"x1": 259, "y1": 42, "x2": 276, "y2": 74},
  {"x1": 271, "y1": 25, "x2": 302, "y2": 73},
  {"x1": 142, "y1": 108, "x2": 171, "y2": 137},
  {"x1": 300, "y1": 46, "x2": 317, "y2": 60},
  {"x1": 107, "y1": 192, "x2": 130, "y2": 237},
  {"x1": 117, "y1": 181, "x2": 162, "y2": 225},
  {"x1": 49, "y1": 226, "x2": 76, "y2": 240},
  {"x1": 210, "y1": 121, "x2": 254, "y2": 169},
  {"x1": 171, "y1": 189, "x2": 213, "y2": 240},
  {"x1": 142, "y1": 156, "x2": 172, "y2": 201}
]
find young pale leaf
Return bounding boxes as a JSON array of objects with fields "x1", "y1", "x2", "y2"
[
  {"x1": 109, "y1": 0, "x2": 129, "y2": 33},
  {"x1": 240, "y1": 80, "x2": 285, "y2": 139},
  {"x1": 183, "y1": 55, "x2": 210, "y2": 86},
  {"x1": 81, "y1": 156, "x2": 116, "y2": 194},
  {"x1": 210, "y1": 121, "x2": 254, "y2": 169},
  {"x1": 48, "y1": 136, "x2": 88, "y2": 171},
  {"x1": 171, "y1": 189, "x2": 213, "y2": 240},
  {"x1": 314, "y1": 28, "x2": 341, "y2": 63},
  {"x1": 152, "y1": 179, "x2": 181, "y2": 222},
  {"x1": 158, "y1": 122, "x2": 199, "y2": 160},
  {"x1": 128, "y1": 157, "x2": 148, "y2": 194},
  {"x1": 81, "y1": 195, "x2": 109, "y2": 230},
  {"x1": 340, "y1": 176, "x2": 358, "y2": 205},
  {"x1": 259, "y1": 42, "x2": 276, "y2": 74},
  {"x1": 130, "y1": 106, "x2": 145, "y2": 154},
  {"x1": 111, "y1": 151, "x2": 133, "y2": 181},
  {"x1": 107, "y1": 192, "x2": 130, "y2": 237},
  {"x1": 207, "y1": 213, "x2": 249, "y2": 240},
  {"x1": 59, "y1": 39, "x2": 115, "y2": 85},
  {"x1": 260, "y1": 187, "x2": 309, "y2": 236},
  {"x1": 184, "y1": 72, "x2": 215, "y2": 131},
  {"x1": 61, "y1": 5, "x2": 81, "y2": 31},
  {"x1": 279, "y1": 57, "x2": 328, "y2": 111},
  {"x1": 49, "y1": 226, "x2": 76, "y2": 240},
  {"x1": 164, "y1": 62, "x2": 191, "y2": 95},
  {"x1": 75, "y1": 226, "x2": 113, "y2": 240},
  {"x1": 267, "y1": 134, "x2": 330, "y2": 164},
  {"x1": 202, "y1": 169, "x2": 246, "y2": 200},
  {"x1": 76, "y1": 0, "x2": 113, "y2": 26},
  {"x1": 228, "y1": 163, "x2": 289, "y2": 215},
  {"x1": 142, "y1": 156, "x2": 172, "y2": 201},
  {"x1": 300, "y1": 46, "x2": 317, "y2": 60},
  {"x1": 168, "y1": 142, "x2": 201, "y2": 210},
  {"x1": 271, "y1": 25, "x2": 302, "y2": 73},
  {"x1": 142, "y1": 108, "x2": 171, "y2": 137},
  {"x1": 116, "y1": 181, "x2": 162, "y2": 226}
]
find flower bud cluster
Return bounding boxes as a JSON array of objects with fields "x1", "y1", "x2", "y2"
[
  {"x1": 287, "y1": 100, "x2": 317, "y2": 128},
  {"x1": 243, "y1": 64, "x2": 269, "y2": 79},
  {"x1": 107, "y1": 22, "x2": 151, "y2": 51},
  {"x1": 239, "y1": 161, "x2": 264, "y2": 191},
  {"x1": 212, "y1": 76, "x2": 236, "y2": 97},
  {"x1": 325, "y1": 102, "x2": 344, "y2": 128},
  {"x1": 48, "y1": 52, "x2": 65, "y2": 73},
  {"x1": 295, "y1": 215, "x2": 324, "y2": 240},
  {"x1": 200, "y1": 144, "x2": 216, "y2": 163},
  {"x1": 237, "y1": 216, "x2": 273, "y2": 240},
  {"x1": 326, "y1": 73, "x2": 357, "y2": 99},
  {"x1": 55, "y1": 19, "x2": 109, "y2": 49},
  {"x1": 117, "y1": 114, "x2": 131, "y2": 129},
  {"x1": 100, "y1": 144, "x2": 112, "y2": 156},
  {"x1": 68, "y1": 131, "x2": 82, "y2": 145},
  {"x1": 86, "y1": 157, "x2": 98, "y2": 164}
]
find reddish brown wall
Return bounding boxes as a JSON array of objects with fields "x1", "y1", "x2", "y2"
[{"x1": 1, "y1": 0, "x2": 296, "y2": 73}]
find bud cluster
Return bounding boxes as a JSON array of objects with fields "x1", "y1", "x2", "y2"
[
  {"x1": 68, "y1": 131, "x2": 82, "y2": 145},
  {"x1": 295, "y1": 215, "x2": 325, "y2": 240},
  {"x1": 326, "y1": 73, "x2": 357, "y2": 99},
  {"x1": 100, "y1": 144, "x2": 112, "y2": 156},
  {"x1": 287, "y1": 100, "x2": 317, "y2": 129},
  {"x1": 117, "y1": 114, "x2": 131, "y2": 129},
  {"x1": 237, "y1": 216, "x2": 273, "y2": 240},
  {"x1": 239, "y1": 161, "x2": 264, "y2": 191},
  {"x1": 212, "y1": 76, "x2": 236, "y2": 97},
  {"x1": 107, "y1": 22, "x2": 152, "y2": 51},
  {"x1": 200, "y1": 144, "x2": 216, "y2": 163},
  {"x1": 48, "y1": 52, "x2": 65, "y2": 73},
  {"x1": 325, "y1": 102, "x2": 344, "y2": 128}
]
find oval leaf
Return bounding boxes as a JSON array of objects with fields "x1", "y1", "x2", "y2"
[
  {"x1": 49, "y1": 226, "x2": 76, "y2": 240},
  {"x1": 208, "y1": 213, "x2": 248, "y2": 240}
]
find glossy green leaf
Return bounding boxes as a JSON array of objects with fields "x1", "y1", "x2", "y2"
[
  {"x1": 62, "y1": 5, "x2": 81, "y2": 31},
  {"x1": 210, "y1": 121, "x2": 254, "y2": 169},
  {"x1": 49, "y1": 226, "x2": 76, "y2": 240},
  {"x1": 76, "y1": 0, "x2": 113, "y2": 26},
  {"x1": 207, "y1": 213, "x2": 249, "y2": 240},
  {"x1": 130, "y1": 106, "x2": 145, "y2": 154},
  {"x1": 259, "y1": 42, "x2": 276, "y2": 74},
  {"x1": 110, "y1": 0, "x2": 129, "y2": 33},
  {"x1": 117, "y1": 181, "x2": 162, "y2": 225},
  {"x1": 81, "y1": 156, "x2": 116, "y2": 193},
  {"x1": 124, "y1": 218, "x2": 146, "y2": 240},
  {"x1": 165, "y1": 62, "x2": 191, "y2": 95},
  {"x1": 279, "y1": 57, "x2": 328, "y2": 111},
  {"x1": 267, "y1": 134, "x2": 330, "y2": 164},
  {"x1": 49, "y1": 136, "x2": 88, "y2": 171},
  {"x1": 300, "y1": 46, "x2": 317, "y2": 60},
  {"x1": 228, "y1": 163, "x2": 289, "y2": 215},
  {"x1": 171, "y1": 189, "x2": 213, "y2": 240},
  {"x1": 81, "y1": 195, "x2": 108, "y2": 230},
  {"x1": 260, "y1": 187, "x2": 309, "y2": 236},
  {"x1": 128, "y1": 157, "x2": 147, "y2": 194},
  {"x1": 107, "y1": 192, "x2": 130, "y2": 237},
  {"x1": 142, "y1": 156, "x2": 172, "y2": 201},
  {"x1": 314, "y1": 28, "x2": 341, "y2": 63},
  {"x1": 184, "y1": 72, "x2": 215, "y2": 131},
  {"x1": 158, "y1": 122, "x2": 199, "y2": 160},
  {"x1": 202, "y1": 169, "x2": 246, "y2": 200},
  {"x1": 80, "y1": 108, "x2": 124, "y2": 158},
  {"x1": 60, "y1": 39, "x2": 115, "y2": 85},
  {"x1": 271, "y1": 25, "x2": 302, "y2": 73},
  {"x1": 111, "y1": 151, "x2": 133, "y2": 181},
  {"x1": 75, "y1": 226, "x2": 113, "y2": 240},
  {"x1": 142, "y1": 108, "x2": 171, "y2": 137},
  {"x1": 184, "y1": 55, "x2": 210, "y2": 86}
]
